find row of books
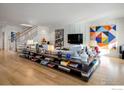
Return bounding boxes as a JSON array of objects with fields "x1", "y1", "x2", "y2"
[
  {"x1": 40, "y1": 58, "x2": 56, "y2": 68},
  {"x1": 21, "y1": 51, "x2": 81, "y2": 70},
  {"x1": 60, "y1": 61, "x2": 79, "y2": 68}
]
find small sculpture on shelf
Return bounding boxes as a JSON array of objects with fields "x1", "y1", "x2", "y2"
[
  {"x1": 80, "y1": 48, "x2": 89, "y2": 63},
  {"x1": 57, "y1": 51, "x2": 62, "y2": 58},
  {"x1": 66, "y1": 53, "x2": 71, "y2": 60},
  {"x1": 41, "y1": 38, "x2": 47, "y2": 44}
]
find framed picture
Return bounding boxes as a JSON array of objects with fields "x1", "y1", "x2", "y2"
[
  {"x1": 55, "y1": 29, "x2": 64, "y2": 48},
  {"x1": 11, "y1": 32, "x2": 16, "y2": 42}
]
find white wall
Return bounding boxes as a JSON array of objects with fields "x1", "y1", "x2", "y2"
[
  {"x1": 0, "y1": 23, "x2": 23, "y2": 51},
  {"x1": 0, "y1": 26, "x2": 3, "y2": 49},
  {"x1": 49, "y1": 17, "x2": 124, "y2": 57},
  {"x1": 37, "y1": 26, "x2": 50, "y2": 44},
  {"x1": 49, "y1": 22, "x2": 88, "y2": 48},
  {"x1": 18, "y1": 25, "x2": 50, "y2": 46},
  {"x1": 0, "y1": 32, "x2": 3, "y2": 50},
  {"x1": 0, "y1": 23, "x2": 50, "y2": 51}
]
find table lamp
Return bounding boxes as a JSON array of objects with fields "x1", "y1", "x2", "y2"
[
  {"x1": 89, "y1": 40, "x2": 98, "y2": 56},
  {"x1": 89, "y1": 40, "x2": 97, "y2": 48},
  {"x1": 48, "y1": 45, "x2": 55, "y2": 54},
  {"x1": 27, "y1": 40, "x2": 34, "y2": 45},
  {"x1": 27, "y1": 40, "x2": 34, "y2": 51}
]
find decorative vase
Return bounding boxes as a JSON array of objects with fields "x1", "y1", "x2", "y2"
[
  {"x1": 58, "y1": 51, "x2": 62, "y2": 58},
  {"x1": 66, "y1": 53, "x2": 71, "y2": 60},
  {"x1": 80, "y1": 49, "x2": 89, "y2": 63}
]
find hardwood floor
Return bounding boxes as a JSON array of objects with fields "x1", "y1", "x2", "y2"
[{"x1": 0, "y1": 51, "x2": 124, "y2": 85}]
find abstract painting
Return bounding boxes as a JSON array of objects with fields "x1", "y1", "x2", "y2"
[{"x1": 90, "y1": 25, "x2": 116, "y2": 49}]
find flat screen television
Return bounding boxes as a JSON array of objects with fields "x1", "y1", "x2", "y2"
[{"x1": 68, "y1": 34, "x2": 83, "y2": 44}]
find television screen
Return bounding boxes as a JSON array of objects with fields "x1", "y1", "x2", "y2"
[{"x1": 68, "y1": 34, "x2": 83, "y2": 44}]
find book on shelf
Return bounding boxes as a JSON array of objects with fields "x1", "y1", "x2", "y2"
[
  {"x1": 35, "y1": 56, "x2": 41, "y2": 59},
  {"x1": 60, "y1": 61, "x2": 70, "y2": 66},
  {"x1": 54, "y1": 60, "x2": 60, "y2": 64},
  {"x1": 44, "y1": 57, "x2": 54, "y2": 61},
  {"x1": 69, "y1": 63, "x2": 79, "y2": 68},
  {"x1": 47, "y1": 63, "x2": 55, "y2": 68},
  {"x1": 31, "y1": 58, "x2": 38, "y2": 62},
  {"x1": 40, "y1": 60, "x2": 49, "y2": 65},
  {"x1": 58, "y1": 65, "x2": 70, "y2": 72}
]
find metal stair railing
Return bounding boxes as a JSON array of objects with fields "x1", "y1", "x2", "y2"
[
  {"x1": 16, "y1": 25, "x2": 38, "y2": 39},
  {"x1": 16, "y1": 25, "x2": 38, "y2": 52}
]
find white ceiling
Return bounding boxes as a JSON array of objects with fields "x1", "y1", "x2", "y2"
[{"x1": 0, "y1": 3, "x2": 124, "y2": 26}]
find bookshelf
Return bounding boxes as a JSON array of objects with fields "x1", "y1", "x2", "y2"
[{"x1": 19, "y1": 50, "x2": 100, "y2": 82}]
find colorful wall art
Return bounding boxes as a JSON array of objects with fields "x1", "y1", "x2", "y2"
[{"x1": 90, "y1": 25, "x2": 116, "y2": 49}]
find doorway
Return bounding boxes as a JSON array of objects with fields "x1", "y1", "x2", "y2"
[{"x1": 0, "y1": 32, "x2": 4, "y2": 51}]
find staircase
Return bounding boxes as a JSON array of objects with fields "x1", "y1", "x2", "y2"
[{"x1": 16, "y1": 25, "x2": 38, "y2": 53}]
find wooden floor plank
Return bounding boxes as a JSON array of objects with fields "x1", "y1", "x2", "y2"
[{"x1": 0, "y1": 51, "x2": 124, "y2": 85}]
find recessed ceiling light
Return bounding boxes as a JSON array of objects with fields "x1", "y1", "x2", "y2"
[{"x1": 20, "y1": 24, "x2": 32, "y2": 27}]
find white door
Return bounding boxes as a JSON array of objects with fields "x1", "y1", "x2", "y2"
[{"x1": 0, "y1": 32, "x2": 4, "y2": 50}]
